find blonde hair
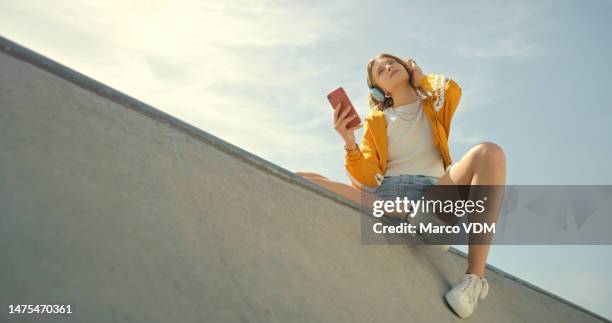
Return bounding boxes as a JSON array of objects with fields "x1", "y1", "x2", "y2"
[{"x1": 366, "y1": 53, "x2": 431, "y2": 111}]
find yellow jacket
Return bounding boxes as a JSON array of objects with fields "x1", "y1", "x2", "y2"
[{"x1": 344, "y1": 74, "x2": 462, "y2": 193}]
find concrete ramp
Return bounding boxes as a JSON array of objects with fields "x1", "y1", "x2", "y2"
[{"x1": 0, "y1": 36, "x2": 608, "y2": 322}]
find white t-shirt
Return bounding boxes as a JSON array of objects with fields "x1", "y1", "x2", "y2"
[{"x1": 383, "y1": 98, "x2": 446, "y2": 177}]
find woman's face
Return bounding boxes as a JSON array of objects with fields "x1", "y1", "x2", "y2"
[{"x1": 371, "y1": 57, "x2": 409, "y2": 95}]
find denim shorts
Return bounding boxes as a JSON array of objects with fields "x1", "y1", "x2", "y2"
[
  {"x1": 373, "y1": 174, "x2": 452, "y2": 228},
  {"x1": 373, "y1": 174, "x2": 438, "y2": 201}
]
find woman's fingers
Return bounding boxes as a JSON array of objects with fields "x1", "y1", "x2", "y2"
[
  {"x1": 333, "y1": 103, "x2": 361, "y2": 135},
  {"x1": 404, "y1": 58, "x2": 415, "y2": 68},
  {"x1": 347, "y1": 123, "x2": 363, "y2": 132},
  {"x1": 405, "y1": 58, "x2": 422, "y2": 76},
  {"x1": 334, "y1": 109, "x2": 347, "y2": 131},
  {"x1": 334, "y1": 103, "x2": 349, "y2": 125},
  {"x1": 335, "y1": 104, "x2": 351, "y2": 124},
  {"x1": 339, "y1": 113, "x2": 358, "y2": 130},
  {"x1": 339, "y1": 104, "x2": 351, "y2": 120},
  {"x1": 335, "y1": 115, "x2": 350, "y2": 132},
  {"x1": 333, "y1": 103, "x2": 342, "y2": 120}
]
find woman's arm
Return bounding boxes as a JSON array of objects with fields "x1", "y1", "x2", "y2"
[
  {"x1": 420, "y1": 74, "x2": 462, "y2": 137},
  {"x1": 344, "y1": 116, "x2": 384, "y2": 193},
  {"x1": 402, "y1": 58, "x2": 461, "y2": 124},
  {"x1": 404, "y1": 58, "x2": 425, "y2": 89}
]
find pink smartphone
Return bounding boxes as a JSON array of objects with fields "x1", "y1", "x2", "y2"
[{"x1": 327, "y1": 87, "x2": 361, "y2": 129}]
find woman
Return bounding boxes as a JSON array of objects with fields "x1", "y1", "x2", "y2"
[{"x1": 296, "y1": 53, "x2": 506, "y2": 318}]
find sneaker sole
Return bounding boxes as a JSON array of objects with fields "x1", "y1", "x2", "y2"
[{"x1": 444, "y1": 292, "x2": 473, "y2": 318}]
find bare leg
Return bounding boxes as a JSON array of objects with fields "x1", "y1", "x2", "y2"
[
  {"x1": 295, "y1": 171, "x2": 372, "y2": 206},
  {"x1": 295, "y1": 172, "x2": 329, "y2": 181},
  {"x1": 434, "y1": 142, "x2": 507, "y2": 278}
]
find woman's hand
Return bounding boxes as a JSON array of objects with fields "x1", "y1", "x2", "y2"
[
  {"x1": 404, "y1": 58, "x2": 424, "y2": 88},
  {"x1": 333, "y1": 103, "x2": 362, "y2": 150}
]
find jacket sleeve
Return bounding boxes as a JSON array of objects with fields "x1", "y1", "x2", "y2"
[
  {"x1": 344, "y1": 116, "x2": 383, "y2": 193},
  {"x1": 420, "y1": 74, "x2": 462, "y2": 137}
]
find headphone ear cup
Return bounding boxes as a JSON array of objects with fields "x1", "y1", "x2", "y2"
[{"x1": 370, "y1": 87, "x2": 385, "y2": 102}]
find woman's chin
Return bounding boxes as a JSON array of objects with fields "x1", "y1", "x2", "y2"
[{"x1": 390, "y1": 75, "x2": 408, "y2": 86}]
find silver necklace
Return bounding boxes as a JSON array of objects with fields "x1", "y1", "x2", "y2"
[{"x1": 393, "y1": 99, "x2": 422, "y2": 122}]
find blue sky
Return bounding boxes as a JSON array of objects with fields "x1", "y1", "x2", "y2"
[{"x1": 1, "y1": 0, "x2": 611, "y2": 319}]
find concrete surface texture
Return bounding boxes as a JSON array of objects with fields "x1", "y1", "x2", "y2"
[{"x1": 0, "y1": 36, "x2": 609, "y2": 323}]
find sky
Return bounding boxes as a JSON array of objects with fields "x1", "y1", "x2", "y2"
[{"x1": 1, "y1": 0, "x2": 611, "y2": 319}]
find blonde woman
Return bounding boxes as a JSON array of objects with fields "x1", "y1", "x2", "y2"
[{"x1": 296, "y1": 53, "x2": 506, "y2": 318}]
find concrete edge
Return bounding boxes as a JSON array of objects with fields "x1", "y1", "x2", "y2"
[{"x1": 1, "y1": 35, "x2": 609, "y2": 323}]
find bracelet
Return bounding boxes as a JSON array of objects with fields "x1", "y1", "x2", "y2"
[{"x1": 344, "y1": 142, "x2": 358, "y2": 152}]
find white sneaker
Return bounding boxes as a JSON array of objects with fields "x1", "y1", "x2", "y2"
[{"x1": 445, "y1": 273, "x2": 489, "y2": 318}]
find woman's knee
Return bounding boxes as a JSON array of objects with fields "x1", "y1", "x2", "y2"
[{"x1": 474, "y1": 141, "x2": 506, "y2": 168}]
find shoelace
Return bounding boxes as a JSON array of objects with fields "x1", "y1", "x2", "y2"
[
  {"x1": 461, "y1": 276, "x2": 489, "y2": 307},
  {"x1": 460, "y1": 276, "x2": 477, "y2": 305}
]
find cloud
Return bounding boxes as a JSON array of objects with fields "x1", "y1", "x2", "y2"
[
  {"x1": 0, "y1": 0, "x2": 356, "y2": 168},
  {"x1": 411, "y1": 1, "x2": 553, "y2": 60},
  {"x1": 456, "y1": 32, "x2": 535, "y2": 59}
]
